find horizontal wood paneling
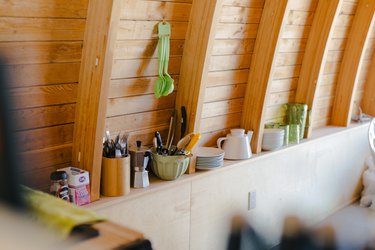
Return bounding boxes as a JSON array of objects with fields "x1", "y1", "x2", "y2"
[
  {"x1": 10, "y1": 84, "x2": 78, "y2": 109},
  {"x1": 199, "y1": 0, "x2": 264, "y2": 146},
  {"x1": 356, "y1": 20, "x2": 375, "y2": 118},
  {"x1": 265, "y1": 105, "x2": 286, "y2": 120},
  {"x1": 106, "y1": 0, "x2": 191, "y2": 146},
  {"x1": 199, "y1": 128, "x2": 231, "y2": 147},
  {"x1": 286, "y1": 10, "x2": 314, "y2": 26},
  {"x1": 126, "y1": 126, "x2": 170, "y2": 147},
  {"x1": 106, "y1": 109, "x2": 174, "y2": 133},
  {"x1": 266, "y1": 0, "x2": 318, "y2": 126},
  {"x1": 0, "y1": 42, "x2": 83, "y2": 65},
  {"x1": 220, "y1": 6, "x2": 262, "y2": 24},
  {"x1": 107, "y1": 92, "x2": 176, "y2": 117},
  {"x1": 13, "y1": 104, "x2": 76, "y2": 131},
  {"x1": 18, "y1": 124, "x2": 74, "y2": 152},
  {"x1": 209, "y1": 54, "x2": 252, "y2": 71},
  {"x1": 270, "y1": 78, "x2": 298, "y2": 92},
  {"x1": 212, "y1": 39, "x2": 255, "y2": 55},
  {"x1": 215, "y1": 23, "x2": 259, "y2": 39},
  {"x1": 207, "y1": 69, "x2": 249, "y2": 86},
  {"x1": 315, "y1": 96, "x2": 335, "y2": 109},
  {"x1": 275, "y1": 52, "x2": 304, "y2": 66},
  {"x1": 113, "y1": 40, "x2": 184, "y2": 59},
  {"x1": 117, "y1": 20, "x2": 188, "y2": 40},
  {"x1": 20, "y1": 144, "x2": 73, "y2": 171},
  {"x1": 200, "y1": 112, "x2": 242, "y2": 133},
  {"x1": 313, "y1": 0, "x2": 360, "y2": 128},
  {"x1": 201, "y1": 98, "x2": 244, "y2": 118},
  {"x1": 109, "y1": 76, "x2": 179, "y2": 98},
  {"x1": 289, "y1": 0, "x2": 318, "y2": 11},
  {"x1": 1, "y1": 1, "x2": 87, "y2": 189},
  {"x1": 120, "y1": 0, "x2": 191, "y2": 21},
  {"x1": 5, "y1": 63, "x2": 81, "y2": 88},
  {"x1": 6, "y1": 0, "x2": 366, "y2": 191},
  {"x1": 20, "y1": 163, "x2": 71, "y2": 191},
  {"x1": 268, "y1": 90, "x2": 296, "y2": 106},
  {"x1": 204, "y1": 84, "x2": 246, "y2": 102},
  {"x1": 0, "y1": 17, "x2": 85, "y2": 41},
  {"x1": 273, "y1": 65, "x2": 301, "y2": 80},
  {"x1": 222, "y1": 0, "x2": 264, "y2": 8},
  {"x1": 0, "y1": 0, "x2": 88, "y2": 18},
  {"x1": 283, "y1": 25, "x2": 311, "y2": 39},
  {"x1": 279, "y1": 38, "x2": 307, "y2": 52},
  {"x1": 111, "y1": 57, "x2": 182, "y2": 79},
  {"x1": 328, "y1": 38, "x2": 347, "y2": 51},
  {"x1": 341, "y1": 2, "x2": 357, "y2": 15}
]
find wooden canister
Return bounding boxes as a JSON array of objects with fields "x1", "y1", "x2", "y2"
[{"x1": 101, "y1": 156, "x2": 130, "y2": 197}]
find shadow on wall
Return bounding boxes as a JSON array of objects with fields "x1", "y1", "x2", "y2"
[{"x1": 0, "y1": 55, "x2": 25, "y2": 209}]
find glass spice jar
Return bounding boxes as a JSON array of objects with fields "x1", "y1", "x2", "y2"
[{"x1": 50, "y1": 171, "x2": 70, "y2": 202}]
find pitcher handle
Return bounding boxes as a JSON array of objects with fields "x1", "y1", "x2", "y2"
[{"x1": 217, "y1": 137, "x2": 227, "y2": 149}]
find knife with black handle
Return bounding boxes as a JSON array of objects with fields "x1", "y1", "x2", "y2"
[
  {"x1": 155, "y1": 131, "x2": 163, "y2": 154},
  {"x1": 181, "y1": 106, "x2": 187, "y2": 139}
]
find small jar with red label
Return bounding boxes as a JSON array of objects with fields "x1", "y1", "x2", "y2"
[{"x1": 50, "y1": 171, "x2": 70, "y2": 202}]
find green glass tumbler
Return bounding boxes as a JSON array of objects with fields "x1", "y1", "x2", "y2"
[{"x1": 289, "y1": 124, "x2": 300, "y2": 144}]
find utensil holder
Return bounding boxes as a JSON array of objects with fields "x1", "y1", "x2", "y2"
[
  {"x1": 150, "y1": 149, "x2": 190, "y2": 181},
  {"x1": 101, "y1": 156, "x2": 130, "y2": 197}
]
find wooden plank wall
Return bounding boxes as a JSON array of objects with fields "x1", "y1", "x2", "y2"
[
  {"x1": 354, "y1": 18, "x2": 375, "y2": 117},
  {"x1": 265, "y1": 0, "x2": 318, "y2": 124},
  {"x1": 312, "y1": 0, "x2": 358, "y2": 128},
  {"x1": 361, "y1": 25, "x2": 375, "y2": 116},
  {"x1": 198, "y1": 0, "x2": 265, "y2": 147},
  {"x1": 3, "y1": 0, "x2": 373, "y2": 190},
  {"x1": 0, "y1": 0, "x2": 89, "y2": 190},
  {"x1": 105, "y1": 0, "x2": 192, "y2": 147}
]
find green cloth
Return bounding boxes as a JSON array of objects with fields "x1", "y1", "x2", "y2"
[{"x1": 22, "y1": 186, "x2": 105, "y2": 238}]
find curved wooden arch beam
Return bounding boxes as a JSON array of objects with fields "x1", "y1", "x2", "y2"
[
  {"x1": 175, "y1": 0, "x2": 223, "y2": 173},
  {"x1": 241, "y1": 0, "x2": 290, "y2": 153},
  {"x1": 362, "y1": 52, "x2": 375, "y2": 116},
  {"x1": 72, "y1": 0, "x2": 121, "y2": 201},
  {"x1": 331, "y1": 0, "x2": 375, "y2": 127},
  {"x1": 295, "y1": 0, "x2": 342, "y2": 138}
]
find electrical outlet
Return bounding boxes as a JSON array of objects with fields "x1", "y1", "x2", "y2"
[{"x1": 248, "y1": 190, "x2": 256, "y2": 210}]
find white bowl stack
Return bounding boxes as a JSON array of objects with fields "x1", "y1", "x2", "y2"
[
  {"x1": 262, "y1": 128, "x2": 285, "y2": 151},
  {"x1": 195, "y1": 147, "x2": 225, "y2": 170}
]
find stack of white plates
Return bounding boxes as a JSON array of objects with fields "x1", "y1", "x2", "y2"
[
  {"x1": 262, "y1": 128, "x2": 285, "y2": 151},
  {"x1": 195, "y1": 147, "x2": 225, "y2": 170}
]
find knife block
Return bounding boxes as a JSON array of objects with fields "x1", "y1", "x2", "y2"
[{"x1": 101, "y1": 156, "x2": 130, "y2": 197}]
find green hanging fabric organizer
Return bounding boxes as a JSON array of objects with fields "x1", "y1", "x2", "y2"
[{"x1": 154, "y1": 21, "x2": 174, "y2": 99}]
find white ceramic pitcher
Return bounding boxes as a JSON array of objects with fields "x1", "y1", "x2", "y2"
[{"x1": 217, "y1": 129, "x2": 253, "y2": 160}]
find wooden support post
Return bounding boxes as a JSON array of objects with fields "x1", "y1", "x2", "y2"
[
  {"x1": 295, "y1": 0, "x2": 342, "y2": 138},
  {"x1": 362, "y1": 54, "x2": 375, "y2": 116},
  {"x1": 331, "y1": 0, "x2": 375, "y2": 126},
  {"x1": 175, "y1": 0, "x2": 223, "y2": 173},
  {"x1": 241, "y1": 0, "x2": 290, "y2": 153},
  {"x1": 72, "y1": 0, "x2": 121, "y2": 201}
]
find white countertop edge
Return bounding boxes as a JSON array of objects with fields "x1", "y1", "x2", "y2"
[{"x1": 85, "y1": 122, "x2": 370, "y2": 211}]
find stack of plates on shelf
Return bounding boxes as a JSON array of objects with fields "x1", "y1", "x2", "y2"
[
  {"x1": 262, "y1": 128, "x2": 285, "y2": 151},
  {"x1": 195, "y1": 147, "x2": 225, "y2": 170}
]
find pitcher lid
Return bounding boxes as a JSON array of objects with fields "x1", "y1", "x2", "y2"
[{"x1": 230, "y1": 128, "x2": 245, "y2": 136}]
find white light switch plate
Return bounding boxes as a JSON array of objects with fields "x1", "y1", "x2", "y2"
[{"x1": 248, "y1": 190, "x2": 256, "y2": 210}]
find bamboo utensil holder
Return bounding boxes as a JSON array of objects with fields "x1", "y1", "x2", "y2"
[{"x1": 101, "y1": 156, "x2": 130, "y2": 197}]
